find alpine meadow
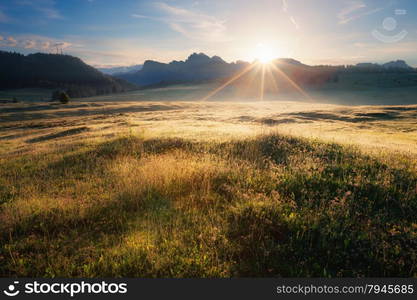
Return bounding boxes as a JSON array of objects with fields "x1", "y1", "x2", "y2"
[{"x1": 0, "y1": 0, "x2": 416, "y2": 279}]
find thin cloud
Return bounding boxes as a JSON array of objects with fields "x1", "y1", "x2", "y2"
[
  {"x1": 16, "y1": 0, "x2": 63, "y2": 19},
  {"x1": 41, "y1": 41, "x2": 51, "y2": 49},
  {"x1": 338, "y1": 1, "x2": 366, "y2": 23},
  {"x1": 39, "y1": 7, "x2": 62, "y2": 19},
  {"x1": 290, "y1": 16, "x2": 299, "y2": 30},
  {"x1": 0, "y1": 34, "x2": 72, "y2": 51},
  {"x1": 131, "y1": 14, "x2": 148, "y2": 19},
  {"x1": 282, "y1": 0, "x2": 288, "y2": 13},
  {"x1": 24, "y1": 40, "x2": 36, "y2": 49},
  {"x1": 7, "y1": 37, "x2": 18, "y2": 47},
  {"x1": 52, "y1": 42, "x2": 71, "y2": 49},
  {"x1": 282, "y1": 0, "x2": 299, "y2": 29},
  {"x1": 132, "y1": 2, "x2": 228, "y2": 42},
  {"x1": 338, "y1": 1, "x2": 383, "y2": 25}
]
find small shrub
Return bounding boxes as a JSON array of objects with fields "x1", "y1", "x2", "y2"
[
  {"x1": 59, "y1": 92, "x2": 70, "y2": 104},
  {"x1": 51, "y1": 90, "x2": 70, "y2": 104}
]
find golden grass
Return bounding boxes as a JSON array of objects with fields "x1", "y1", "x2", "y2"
[{"x1": 0, "y1": 99, "x2": 416, "y2": 277}]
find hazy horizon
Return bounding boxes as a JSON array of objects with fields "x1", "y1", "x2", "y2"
[
  {"x1": 2, "y1": 49, "x2": 416, "y2": 69},
  {"x1": 91, "y1": 53, "x2": 417, "y2": 69}
]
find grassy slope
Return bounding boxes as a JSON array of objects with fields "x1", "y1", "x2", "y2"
[{"x1": 1, "y1": 133, "x2": 416, "y2": 277}]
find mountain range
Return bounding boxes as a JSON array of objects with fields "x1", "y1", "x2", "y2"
[
  {"x1": 98, "y1": 64, "x2": 143, "y2": 75},
  {"x1": 118, "y1": 53, "x2": 249, "y2": 86},
  {"x1": 115, "y1": 53, "x2": 416, "y2": 88},
  {"x1": 356, "y1": 60, "x2": 413, "y2": 70}
]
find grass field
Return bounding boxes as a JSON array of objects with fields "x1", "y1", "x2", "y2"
[{"x1": 0, "y1": 88, "x2": 416, "y2": 277}]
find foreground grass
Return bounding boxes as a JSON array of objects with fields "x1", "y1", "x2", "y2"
[{"x1": 0, "y1": 133, "x2": 416, "y2": 277}]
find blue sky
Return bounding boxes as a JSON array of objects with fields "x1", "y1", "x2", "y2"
[{"x1": 0, "y1": 0, "x2": 416, "y2": 67}]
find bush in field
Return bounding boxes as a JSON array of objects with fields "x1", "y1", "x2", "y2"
[
  {"x1": 59, "y1": 92, "x2": 70, "y2": 104},
  {"x1": 52, "y1": 90, "x2": 70, "y2": 104}
]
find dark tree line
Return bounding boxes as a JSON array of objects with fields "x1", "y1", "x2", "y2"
[{"x1": 0, "y1": 51, "x2": 137, "y2": 98}]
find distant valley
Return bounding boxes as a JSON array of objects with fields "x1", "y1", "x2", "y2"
[{"x1": 98, "y1": 64, "x2": 143, "y2": 75}]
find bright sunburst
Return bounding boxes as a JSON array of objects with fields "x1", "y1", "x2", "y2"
[
  {"x1": 254, "y1": 43, "x2": 275, "y2": 64},
  {"x1": 201, "y1": 41, "x2": 312, "y2": 102}
]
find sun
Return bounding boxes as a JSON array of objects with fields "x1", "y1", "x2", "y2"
[{"x1": 254, "y1": 43, "x2": 275, "y2": 64}]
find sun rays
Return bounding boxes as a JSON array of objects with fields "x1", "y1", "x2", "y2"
[
  {"x1": 200, "y1": 63, "x2": 257, "y2": 101},
  {"x1": 259, "y1": 64, "x2": 266, "y2": 101},
  {"x1": 200, "y1": 60, "x2": 313, "y2": 102},
  {"x1": 200, "y1": 41, "x2": 312, "y2": 102},
  {"x1": 269, "y1": 63, "x2": 313, "y2": 101}
]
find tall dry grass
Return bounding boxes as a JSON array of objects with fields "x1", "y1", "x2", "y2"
[{"x1": 0, "y1": 133, "x2": 416, "y2": 277}]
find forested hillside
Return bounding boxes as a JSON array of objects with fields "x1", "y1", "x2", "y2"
[{"x1": 0, "y1": 51, "x2": 136, "y2": 98}]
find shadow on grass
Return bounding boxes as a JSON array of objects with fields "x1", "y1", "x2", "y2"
[
  {"x1": 1, "y1": 133, "x2": 416, "y2": 277},
  {"x1": 0, "y1": 135, "x2": 202, "y2": 276},
  {"x1": 1, "y1": 104, "x2": 186, "y2": 123},
  {"x1": 284, "y1": 111, "x2": 396, "y2": 123},
  {"x1": 26, "y1": 127, "x2": 91, "y2": 143}
]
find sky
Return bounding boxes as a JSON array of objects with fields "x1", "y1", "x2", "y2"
[{"x1": 0, "y1": 0, "x2": 416, "y2": 67}]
